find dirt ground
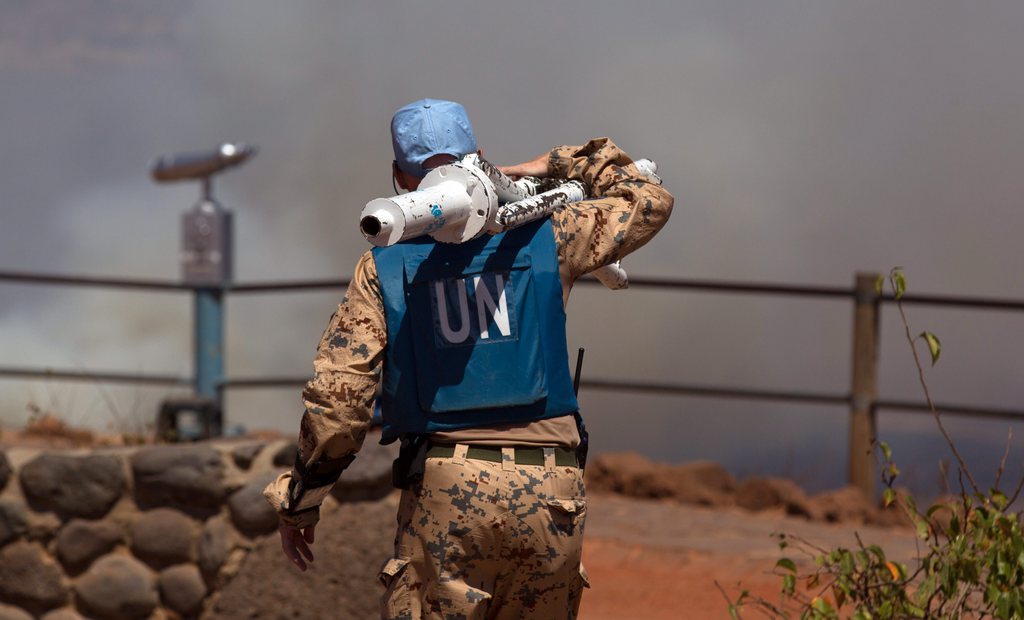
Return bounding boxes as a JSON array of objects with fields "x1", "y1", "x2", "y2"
[
  {"x1": 579, "y1": 493, "x2": 918, "y2": 619},
  {"x1": 211, "y1": 490, "x2": 918, "y2": 619}
]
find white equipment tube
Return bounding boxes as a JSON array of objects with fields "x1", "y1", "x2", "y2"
[
  {"x1": 633, "y1": 158, "x2": 661, "y2": 185},
  {"x1": 359, "y1": 162, "x2": 497, "y2": 247},
  {"x1": 592, "y1": 261, "x2": 629, "y2": 290},
  {"x1": 462, "y1": 154, "x2": 536, "y2": 203},
  {"x1": 358, "y1": 155, "x2": 661, "y2": 290},
  {"x1": 494, "y1": 181, "x2": 586, "y2": 231},
  {"x1": 360, "y1": 180, "x2": 472, "y2": 247}
]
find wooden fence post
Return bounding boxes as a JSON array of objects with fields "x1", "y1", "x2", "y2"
[{"x1": 850, "y1": 272, "x2": 880, "y2": 501}]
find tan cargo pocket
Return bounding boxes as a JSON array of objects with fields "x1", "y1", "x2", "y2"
[
  {"x1": 546, "y1": 498, "x2": 586, "y2": 536},
  {"x1": 378, "y1": 557, "x2": 409, "y2": 589},
  {"x1": 579, "y1": 563, "x2": 591, "y2": 589},
  {"x1": 380, "y1": 557, "x2": 419, "y2": 620}
]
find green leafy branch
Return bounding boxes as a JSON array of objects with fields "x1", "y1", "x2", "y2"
[
  {"x1": 722, "y1": 268, "x2": 1024, "y2": 619},
  {"x1": 880, "y1": 267, "x2": 978, "y2": 495}
]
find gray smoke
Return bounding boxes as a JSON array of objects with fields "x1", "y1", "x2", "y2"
[{"x1": 2, "y1": 0, "x2": 1023, "y2": 496}]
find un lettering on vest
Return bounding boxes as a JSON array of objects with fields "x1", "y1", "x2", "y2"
[{"x1": 428, "y1": 271, "x2": 519, "y2": 347}]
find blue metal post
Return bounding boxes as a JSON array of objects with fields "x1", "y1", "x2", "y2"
[{"x1": 194, "y1": 288, "x2": 224, "y2": 404}]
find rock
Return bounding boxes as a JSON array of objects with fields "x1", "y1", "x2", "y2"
[
  {"x1": 0, "y1": 451, "x2": 10, "y2": 491},
  {"x1": 227, "y1": 473, "x2": 279, "y2": 538},
  {"x1": 0, "y1": 542, "x2": 70, "y2": 614},
  {"x1": 0, "y1": 603, "x2": 33, "y2": 620},
  {"x1": 25, "y1": 512, "x2": 62, "y2": 543},
  {"x1": 158, "y1": 564, "x2": 207, "y2": 616},
  {"x1": 18, "y1": 453, "x2": 125, "y2": 520},
  {"x1": 811, "y1": 486, "x2": 876, "y2": 524},
  {"x1": 74, "y1": 554, "x2": 158, "y2": 620},
  {"x1": 0, "y1": 500, "x2": 28, "y2": 546},
  {"x1": 736, "y1": 477, "x2": 814, "y2": 517},
  {"x1": 131, "y1": 445, "x2": 226, "y2": 517},
  {"x1": 55, "y1": 519, "x2": 123, "y2": 573},
  {"x1": 130, "y1": 508, "x2": 197, "y2": 569},
  {"x1": 198, "y1": 516, "x2": 230, "y2": 584},
  {"x1": 39, "y1": 609, "x2": 86, "y2": 620},
  {"x1": 331, "y1": 438, "x2": 398, "y2": 503},
  {"x1": 272, "y1": 443, "x2": 298, "y2": 467},
  {"x1": 231, "y1": 443, "x2": 263, "y2": 470}
]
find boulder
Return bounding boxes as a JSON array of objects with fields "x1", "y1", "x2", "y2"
[
  {"x1": 0, "y1": 542, "x2": 70, "y2": 614},
  {"x1": 55, "y1": 519, "x2": 123, "y2": 574},
  {"x1": 0, "y1": 603, "x2": 33, "y2": 620},
  {"x1": 227, "y1": 473, "x2": 279, "y2": 538},
  {"x1": 198, "y1": 516, "x2": 230, "y2": 584},
  {"x1": 272, "y1": 443, "x2": 298, "y2": 467},
  {"x1": 74, "y1": 554, "x2": 158, "y2": 620},
  {"x1": 158, "y1": 564, "x2": 207, "y2": 616},
  {"x1": 0, "y1": 499, "x2": 28, "y2": 546},
  {"x1": 130, "y1": 508, "x2": 197, "y2": 569},
  {"x1": 811, "y1": 486, "x2": 876, "y2": 524},
  {"x1": 0, "y1": 451, "x2": 10, "y2": 491},
  {"x1": 25, "y1": 512, "x2": 61, "y2": 544},
  {"x1": 331, "y1": 439, "x2": 398, "y2": 503},
  {"x1": 231, "y1": 443, "x2": 263, "y2": 470},
  {"x1": 131, "y1": 445, "x2": 226, "y2": 517},
  {"x1": 40, "y1": 609, "x2": 86, "y2": 620},
  {"x1": 736, "y1": 476, "x2": 814, "y2": 517},
  {"x1": 18, "y1": 453, "x2": 125, "y2": 520}
]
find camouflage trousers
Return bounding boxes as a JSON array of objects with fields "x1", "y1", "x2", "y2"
[{"x1": 379, "y1": 444, "x2": 589, "y2": 620}]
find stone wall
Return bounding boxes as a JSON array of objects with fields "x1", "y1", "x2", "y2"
[{"x1": 0, "y1": 434, "x2": 396, "y2": 620}]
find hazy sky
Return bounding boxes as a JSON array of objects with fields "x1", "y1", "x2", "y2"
[{"x1": 2, "y1": 1, "x2": 1023, "y2": 495}]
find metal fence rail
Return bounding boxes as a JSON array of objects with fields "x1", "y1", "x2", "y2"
[
  {"x1": 0, "y1": 366, "x2": 190, "y2": 386},
  {"x1": 3, "y1": 267, "x2": 1024, "y2": 498}
]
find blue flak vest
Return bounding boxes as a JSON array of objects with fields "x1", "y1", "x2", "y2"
[{"x1": 372, "y1": 219, "x2": 579, "y2": 443}]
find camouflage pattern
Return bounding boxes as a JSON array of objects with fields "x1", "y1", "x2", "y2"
[
  {"x1": 547, "y1": 138, "x2": 673, "y2": 298},
  {"x1": 264, "y1": 137, "x2": 674, "y2": 527},
  {"x1": 380, "y1": 446, "x2": 589, "y2": 620},
  {"x1": 263, "y1": 251, "x2": 385, "y2": 527}
]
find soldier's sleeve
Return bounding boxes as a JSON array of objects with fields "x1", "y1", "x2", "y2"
[
  {"x1": 547, "y1": 137, "x2": 674, "y2": 283},
  {"x1": 263, "y1": 250, "x2": 386, "y2": 528}
]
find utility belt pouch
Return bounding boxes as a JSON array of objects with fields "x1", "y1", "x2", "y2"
[
  {"x1": 392, "y1": 435, "x2": 428, "y2": 489},
  {"x1": 574, "y1": 411, "x2": 590, "y2": 472}
]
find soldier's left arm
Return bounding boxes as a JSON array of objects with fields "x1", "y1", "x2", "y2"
[
  {"x1": 547, "y1": 137, "x2": 674, "y2": 283},
  {"x1": 263, "y1": 251, "x2": 386, "y2": 528}
]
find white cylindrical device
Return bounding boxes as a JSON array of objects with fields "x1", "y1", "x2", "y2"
[
  {"x1": 360, "y1": 180, "x2": 471, "y2": 247},
  {"x1": 633, "y1": 158, "x2": 661, "y2": 185},
  {"x1": 494, "y1": 181, "x2": 586, "y2": 231},
  {"x1": 592, "y1": 261, "x2": 629, "y2": 290},
  {"x1": 461, "y1": 154, "x2": 536, "y2": 204},
  {"x1": 359, "y1": 162, "x2": 498, "y2": 247}
]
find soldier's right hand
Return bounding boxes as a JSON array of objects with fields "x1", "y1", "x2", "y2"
[
  {"x1": 279, "y1": 524, "x2": 316, "y2": 571},
  {"x1": 498, "y1": 152, "x2": 550, "y2": 179}
]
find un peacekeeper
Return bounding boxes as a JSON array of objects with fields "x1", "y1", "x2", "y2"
[{"x1": 264, "y1": 98, "x2": 673, "y2": 619}]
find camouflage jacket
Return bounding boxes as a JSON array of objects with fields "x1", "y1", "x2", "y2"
[{"x1": 264, "y1": 137, "x2": 674, "y2": 527}]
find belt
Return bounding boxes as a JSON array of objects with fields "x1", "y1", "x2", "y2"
[{"x1": 426, "y1": 444, "x2": 578, "y2": 467}]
